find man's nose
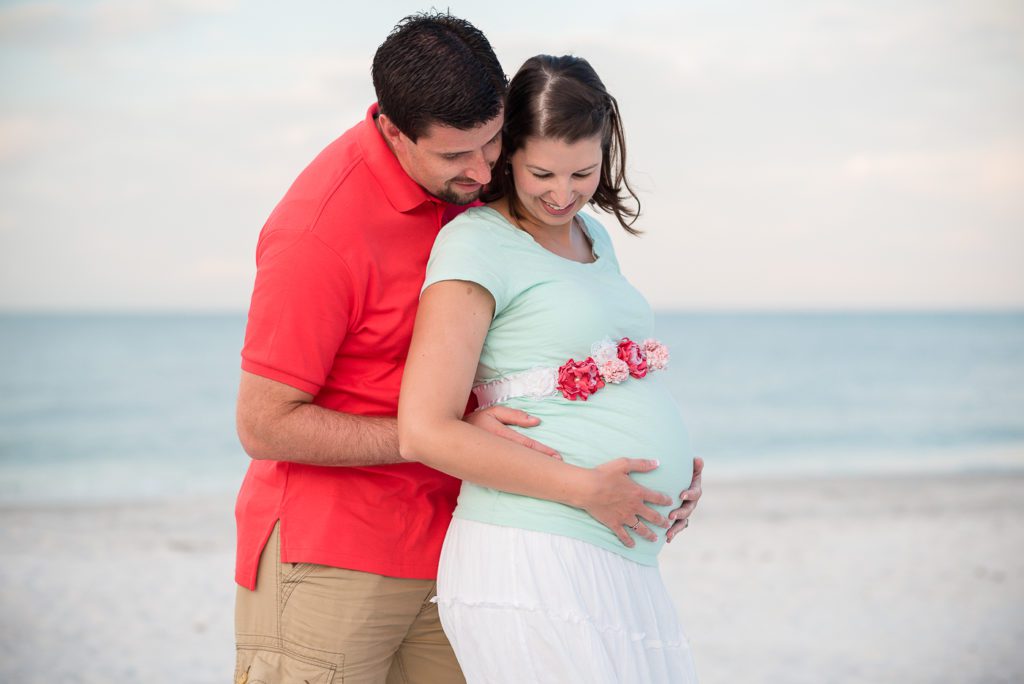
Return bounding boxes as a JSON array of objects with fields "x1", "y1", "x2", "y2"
[{"x1": 463, "y1": 151, "x2": 492, "y2": 184}]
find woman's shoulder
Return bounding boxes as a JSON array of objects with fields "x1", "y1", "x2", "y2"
[
  {"x1": 577, "y1": 210, "x2": 612, "y2": 240},
  {"x1": 577, "y1": 210, "x2": 619, "y2": 257},
  {"x1": 428, "y1": 206, "x2": 525, "y2": 272},
  {"x1": 439, "y1": 206, "x2": 518, "y2": 242},
  {"x1": 431, "y1": 207, "x2": 529, "y2": 267}
]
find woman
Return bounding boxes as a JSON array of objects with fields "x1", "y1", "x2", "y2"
[{"x1": 398, "y1": 55, "x2": 698, "y2": 682}]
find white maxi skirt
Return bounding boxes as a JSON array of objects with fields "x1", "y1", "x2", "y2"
[{"x1": 434, "y1": 518, "x2": 698, "y2": 684}]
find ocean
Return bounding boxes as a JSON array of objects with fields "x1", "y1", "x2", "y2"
[{"x1": 1, "y1": 312, "x2": 1022, "y2": 504}]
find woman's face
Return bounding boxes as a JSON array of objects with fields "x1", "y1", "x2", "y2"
[{"x1": 509, "y1": 135, "x2": 603, "y2": 229}]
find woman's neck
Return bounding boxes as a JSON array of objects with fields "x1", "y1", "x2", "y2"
[{"x1": 487, "y1": 198, "x2": 595, "y2": 263}]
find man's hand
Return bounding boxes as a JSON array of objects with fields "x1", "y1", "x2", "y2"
[
  {"x1": 464, "y1": 406, "x2": 561, "y2": 459},
  {"x1": 666, "y1": 457, "x2": 703, "y2": 543}
]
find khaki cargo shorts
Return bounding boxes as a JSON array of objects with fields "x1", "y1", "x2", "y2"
[{"x1": 234, "y1": 522, "x2": 464, "y2": 684}]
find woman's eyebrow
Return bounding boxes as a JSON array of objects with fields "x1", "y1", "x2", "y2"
[{"x1": 525, "y1": 162, "x2": 600, "y2": 173}]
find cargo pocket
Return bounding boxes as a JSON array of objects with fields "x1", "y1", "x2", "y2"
[{"x1": 235, "y1": 646, "x2": 339, "y2": 684}]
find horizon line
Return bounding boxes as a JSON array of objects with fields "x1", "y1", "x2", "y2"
[{"x1": 2, "y1": 306, "x2": 1023, "y2": 317}]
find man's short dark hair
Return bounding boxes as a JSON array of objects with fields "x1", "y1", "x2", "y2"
[{"x1": 372, "y1": 12, "x2": 507, "y2": 141}]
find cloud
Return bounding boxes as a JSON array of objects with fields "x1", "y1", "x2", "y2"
[
  {"x1": 0, "y1": 116, "x2": 58, "y2": 163},
  {"x1": 3, "y1": 0, "x2": 1023, "y2": 310},
  {"x1": 0, "y1": 0, "x2": 237, "y2": 44},
  {"x1": 184, "y1": 257, "x2": 253, "y2": 280},
  {"x1": 842, "y1": 143, "x2": 1024, "y2": 203},
  {"x1": 0, "y1": 2, "x2": 76, "y2": 44}
]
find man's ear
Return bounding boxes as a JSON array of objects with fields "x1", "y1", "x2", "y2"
[{"x1": 376, "y1": 113, "x2": 406, "y2": 147}]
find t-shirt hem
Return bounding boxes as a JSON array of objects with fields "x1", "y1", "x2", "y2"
[
  {"x1": 452, "y1": 508, "x2": 659, "y2": 567},
  {"x1": 279, "y1": 545, "x2": 442, "y2": 581},
  {"x1": 235, "y1": 549, "x2": 443, "y2": 591},
  {"x1": 240, "y1": 358, "x2": 322, "y2": 396}
]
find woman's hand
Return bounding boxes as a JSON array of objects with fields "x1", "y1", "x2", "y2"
[{"x1": 575, "y1": 458, "x2": 674, "y2": 547}]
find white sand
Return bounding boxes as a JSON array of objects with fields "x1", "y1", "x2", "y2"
[
  {"x1": 665, "y1": 474, "x2": 1024, "y2": 683},
  {"x1": 1, "y1": 473, "x2": 1022, "y2": 683}
]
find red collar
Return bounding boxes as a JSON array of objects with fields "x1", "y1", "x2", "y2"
[{"x1": 357, "y1": 103, "x2": 439, "y2": 213}]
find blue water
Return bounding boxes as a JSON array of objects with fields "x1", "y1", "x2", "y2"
[
  {"x1": 658, "y1": 312, "x2": 1024, "y2": 474},
  {"x1": 1, "y1": 312, "x2": 1023, "y2": 503}
]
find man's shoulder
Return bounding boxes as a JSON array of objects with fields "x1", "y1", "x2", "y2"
[
  {"x1": 282, "y1": 122, "x2": 373, "y2": 209},
  {"x1": 260, "y1": 120, "x2": 382, "y2": 238}
]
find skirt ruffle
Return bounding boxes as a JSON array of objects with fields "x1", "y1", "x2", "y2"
[{"x1": 434, "y1": 518, "x2": 698, "y2": 683}]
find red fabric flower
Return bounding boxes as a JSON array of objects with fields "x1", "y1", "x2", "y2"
[
  {"x1": 556, "y1": 357, "x2": 606, "y2": 401},
  {"x1": 617, "y1": 338, "x2": 648, "y2": 378}
]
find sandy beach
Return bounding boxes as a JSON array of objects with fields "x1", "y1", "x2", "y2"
[{"x1": 2, "y1": 472, "x2": 1022, "y2": 683}]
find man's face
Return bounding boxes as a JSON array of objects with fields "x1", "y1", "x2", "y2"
[{"x1": 380, "y1": 112, "x2": 504, "y2": 205}]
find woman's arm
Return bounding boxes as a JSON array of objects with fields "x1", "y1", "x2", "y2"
[{"x1": 398, "y1": 279, "x2": 672, "y2": 547}]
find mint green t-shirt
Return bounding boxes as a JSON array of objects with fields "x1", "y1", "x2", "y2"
[{"x1": 422, "y1": 206, "x2": 694, "y2": 566}]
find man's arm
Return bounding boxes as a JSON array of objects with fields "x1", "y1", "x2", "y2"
[
  {"x1": 236, "y1": 371, "x2": 399, "y2": 466},
  {"x1": 236, "y1": 371, "x2": 561, "y2": 467}
]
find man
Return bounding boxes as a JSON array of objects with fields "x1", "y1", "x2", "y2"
[{"x1": 233, "y1": 12, "x2": 702, "y2": 684}]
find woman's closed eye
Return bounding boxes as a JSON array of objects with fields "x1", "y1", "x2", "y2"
[{"x1": 530, "y1": 171, "x2": 593, "y2": 179}]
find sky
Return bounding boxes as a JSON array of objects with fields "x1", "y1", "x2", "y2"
[{"x1": 0, "y1": 0, "x2": 1022, "y2": 311}]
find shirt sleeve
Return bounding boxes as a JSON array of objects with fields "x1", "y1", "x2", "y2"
[
  {"x1": 421, "y1": 217, "x2": 511, "y2": 316},
  {"x1": 240, "y1": 229, "x2": 357, "y2": 395}
]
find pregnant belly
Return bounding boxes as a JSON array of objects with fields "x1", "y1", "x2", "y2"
[{"x1": 502, "y1": 377, "x2": 693, "y2": 512}]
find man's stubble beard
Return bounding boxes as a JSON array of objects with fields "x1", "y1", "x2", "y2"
[{"x1": 435, "y1": 184, "x2": 484, "y2": 206}]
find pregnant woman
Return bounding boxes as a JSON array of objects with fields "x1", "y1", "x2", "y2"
[{"x1": 399, "y1": 54, "x2": 699, "y2": 683}]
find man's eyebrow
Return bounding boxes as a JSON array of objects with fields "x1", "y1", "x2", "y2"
[{"x1": 437, "y1": 131, "x2": 501, "y2": 157}]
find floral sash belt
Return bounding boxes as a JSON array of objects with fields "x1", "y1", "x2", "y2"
[{"x1": 472, "y1": 337, "x2": 669, "y2": 410}]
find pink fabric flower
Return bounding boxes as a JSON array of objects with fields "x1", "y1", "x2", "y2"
[
  {"x1": 642, "y1": 339, "x2": 670, "y2": 371},
  {"x1": 598, "y1": 358, "x2": 630, "y2": 384},
  {"x1": 556, "y1": 357, "x2": 605, "y2": 401},
  {"x1": 616, "y1": 338, "x2": 648, "y2": 379}
]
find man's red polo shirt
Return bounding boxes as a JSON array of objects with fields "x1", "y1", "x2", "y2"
[{"x1": 235, "y1": 104, "x2": 465, "y2": 590}]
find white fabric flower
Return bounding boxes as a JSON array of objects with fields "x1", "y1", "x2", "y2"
[{"x1": 590, "y1": 337, "x2": 618, "y2": 365}]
